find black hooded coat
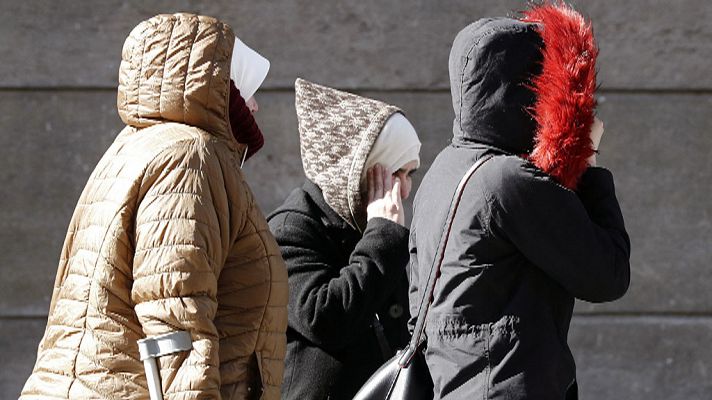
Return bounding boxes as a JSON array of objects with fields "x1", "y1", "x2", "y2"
[
  {"x1": 407, "y1": 18, "x2": 631, "y2": 400},
  {"x1": 269, "y1": 80, "x2": 411, "y2": 400}
]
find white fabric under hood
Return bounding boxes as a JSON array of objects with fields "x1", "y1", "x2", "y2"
[
  {"x1": 230, "y1": 36, "x2": 270, "y2": 100},
  {"x1": 362, "y1": 113, "x2": 421, "y2": 182}
]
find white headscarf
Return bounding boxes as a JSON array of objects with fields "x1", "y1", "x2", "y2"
[
  {"x1": 362, "y1": 113, "x2": 421, "y2": 182},
  {"x1": 230, "y1": 37, "x2": 270, "y2": 100}
]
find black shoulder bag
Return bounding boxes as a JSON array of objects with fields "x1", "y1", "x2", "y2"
[{"x1": 353, "y1": 155, "x2": 493, "y2": 400}]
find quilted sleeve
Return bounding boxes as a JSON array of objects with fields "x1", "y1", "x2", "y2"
[{"x1": 131, "y1": 139, "x2": 229, "y2": 400}]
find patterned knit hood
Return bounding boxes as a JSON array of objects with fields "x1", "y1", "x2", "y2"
[{"x1": 295, "y1": 78, "x2": 400, "y2": 231}]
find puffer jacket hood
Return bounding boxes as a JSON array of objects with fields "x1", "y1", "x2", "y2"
[
  {"x1": 295, "y1": 78, "x2": 400, "y2": 231},
  {"x1": 450, "y1": 1, "x2": 599, "y2": 189},
  {"x1": 118, "y1": 13, "x2": 234, "y2": 142}
]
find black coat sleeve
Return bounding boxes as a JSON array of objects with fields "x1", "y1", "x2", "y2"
[
  {"x1": 270, "y1": 213, "x2": 410, "y2": 352},
  {"x1": 486, "y1": 160, "x2": 631, "y2": 303}
]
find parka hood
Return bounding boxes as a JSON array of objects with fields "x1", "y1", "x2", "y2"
[
  {"x1": 295, "y1": 78, "x2": 400, "y2": 231},
  {"x1": 451, "y1": 1, "x2": 599, "y2": 190},
  {"x1": 117, "y1": 13, "x2": 235, "y2": 141},
  {"x1": 449, "y1": 18, "x2": 543, "y2": 154}
]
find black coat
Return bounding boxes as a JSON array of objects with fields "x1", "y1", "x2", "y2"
[
  {"x1": 268, "y1": 180, "x2": 410, "y2": 400},
  {"x1": 408, "y1": 19, "x2": 631, "y2": 399}
]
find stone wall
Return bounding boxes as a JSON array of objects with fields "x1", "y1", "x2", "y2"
[{"x1": 1, "y1": 1, "x2": 710, "y2": 398}]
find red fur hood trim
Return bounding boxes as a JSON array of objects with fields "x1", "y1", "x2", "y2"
[{"x1": 522, "y1": 1, "x2": 598, "y2": 190}]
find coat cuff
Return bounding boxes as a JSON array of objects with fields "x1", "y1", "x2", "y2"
[
  {"x1": 576, "y1": 166, "x2": 616, "y2": 206},
  {"x1": 362, "y1": 217, "x2": 410, "y2": 269},
  {"x1": 365, "y1": 217, "x2": 410, "y2": 239}
]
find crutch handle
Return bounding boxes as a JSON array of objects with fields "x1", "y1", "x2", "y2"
[{"x1": 138, "y1": 331, "x2": 193, "y2": 400}]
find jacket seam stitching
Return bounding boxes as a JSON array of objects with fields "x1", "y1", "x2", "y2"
[
  {"x1": 248, "y1": 214, "x2": 275, "y2": 389},
  {"x1": 134, "y1": 269, "x2": 216, "y2": 279},
  {"x1": 164, "y1": 387, "x2": 221, "y2": 395},
  {"x1": 182, "y1": 18, "x2": 199, "y2": 124},
  {"x1": 202, "y1": 20, "x2": 222, "y2": 133},
  {"x1": 137, "y1": 196, "x2": 230, "y2": 221},
  {"x1": 135, "y1": 25, "x2": 149, "y2": 124},
  {"x1": 134, "y1": 294, "x2": 219, "y2": 308},
  {"x1": 68, "y1": 211, "x2": 126, "y2": 398},
  {"x1": 143, "y1": 165, "x2": 205, "y2": 175},
  {"x1": 136, "y1": 216, "x2": 222, "y2": 235},
  {"x1": 158, "y1": 362, "x2": 219, "y2": 371},
  {"x1": 158, "y1": 18, "x2": 175, "y2": 123},
  {"x1": 65, "y1": 222, "x2": 123, "y2": 236},
  {"x1": 479, "y1": 177, "x2": 495, "y2": 234},
  {"x1": 134, "y1": 242, "x2": 208, "y2": 254}
]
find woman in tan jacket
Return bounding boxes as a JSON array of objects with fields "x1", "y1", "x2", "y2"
[{"x1": 21, "y1": 13, "x2": 287, "y2": 400}]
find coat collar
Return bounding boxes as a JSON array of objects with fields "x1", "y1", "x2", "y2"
[{"x1": 302, "y1": 179, "x2": 358, "y2": 234}]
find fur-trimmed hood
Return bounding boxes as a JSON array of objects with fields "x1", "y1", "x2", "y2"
[
  {"x1": 523, "y1": 1, "x2": 599, "y2": 189},
  {"x1": 449, "y1": 1, "x2": 598, "y2": 189}
]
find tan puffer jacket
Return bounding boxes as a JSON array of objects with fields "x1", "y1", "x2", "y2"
[{"x1": 21, "y1": 13, "x2": 287, "y2": 400}]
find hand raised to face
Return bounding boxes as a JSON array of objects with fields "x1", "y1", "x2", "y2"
[
  {"x1": 588, "y1": 117, "x2": 604, "y2": 167},
  {"x1": 366, "y1": 163, "x2": 405, "y2": 226}
]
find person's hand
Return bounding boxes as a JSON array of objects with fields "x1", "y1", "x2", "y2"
[
  {"x1": 588, "y1": 117, "x2": 604, "y2": 167},
  {"x1": 366, "y1": 164, "x2": 405, "y2": 226},
  {"x1": 245, "y1": 96, "x2": 259, "y2": 113}
]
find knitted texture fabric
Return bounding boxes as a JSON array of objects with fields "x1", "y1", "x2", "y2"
[
  {"x1": 294, "y1": 78, "x2": 400, "y2": 231},
  {"x1": 522, "y1": 1, "x2": 599, "y2": 190}
]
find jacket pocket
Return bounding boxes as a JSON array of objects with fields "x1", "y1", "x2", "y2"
[
  {"x1": 424, "y1": 314, "x2": 489, "y2": 398},
  {"x1": 485, "y1": 315, "x2": 521, "y2": 389},
  {"x1": 424, "y1": 314, "x2": 521, "y2": 399}
]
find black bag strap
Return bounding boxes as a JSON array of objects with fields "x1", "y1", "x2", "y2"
[{"x1": 399, "y1": 155, "x2": 493, "y2": 367}]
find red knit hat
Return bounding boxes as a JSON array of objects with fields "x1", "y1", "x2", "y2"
[{"x1": 522, "y1": 1, "x2": 599, "y2": 190}]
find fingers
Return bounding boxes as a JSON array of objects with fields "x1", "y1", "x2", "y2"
[
  {"x1": 246, "y1": 97, "x2": 259, "y2": 113},
  {"x1": 373, "y1": 164, "x2": 384, "y2": 199},
  {"x1": 393, "y1": 177, "x2": 405, "y2": 226},
  {"x1": 366, "y1": 166, "x2": 407, "y2": 227},
  {"x1": 367, "y1": 167, "x2": 375, "y2": 203},
  {"x1": 590, "y1": 117, "x2": 605, "y2": 149},
  {"x1": 392, "y1": 177, "x2": 401, "y2": 204},
  {"x1": 382, "y1": 164, "x2": 393, "y2": 193}
]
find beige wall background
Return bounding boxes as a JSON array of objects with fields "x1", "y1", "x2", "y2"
[{"x1": 1, "y1": 0, "x2": 711, "y2": 398}]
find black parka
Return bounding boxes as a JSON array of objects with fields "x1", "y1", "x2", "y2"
[
  {"x1": 269, "y1": 181, "x2": 410, "y2": 400},
  {"x1": 408, "y1": 18, "x2": 631, "y2": 400}
]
